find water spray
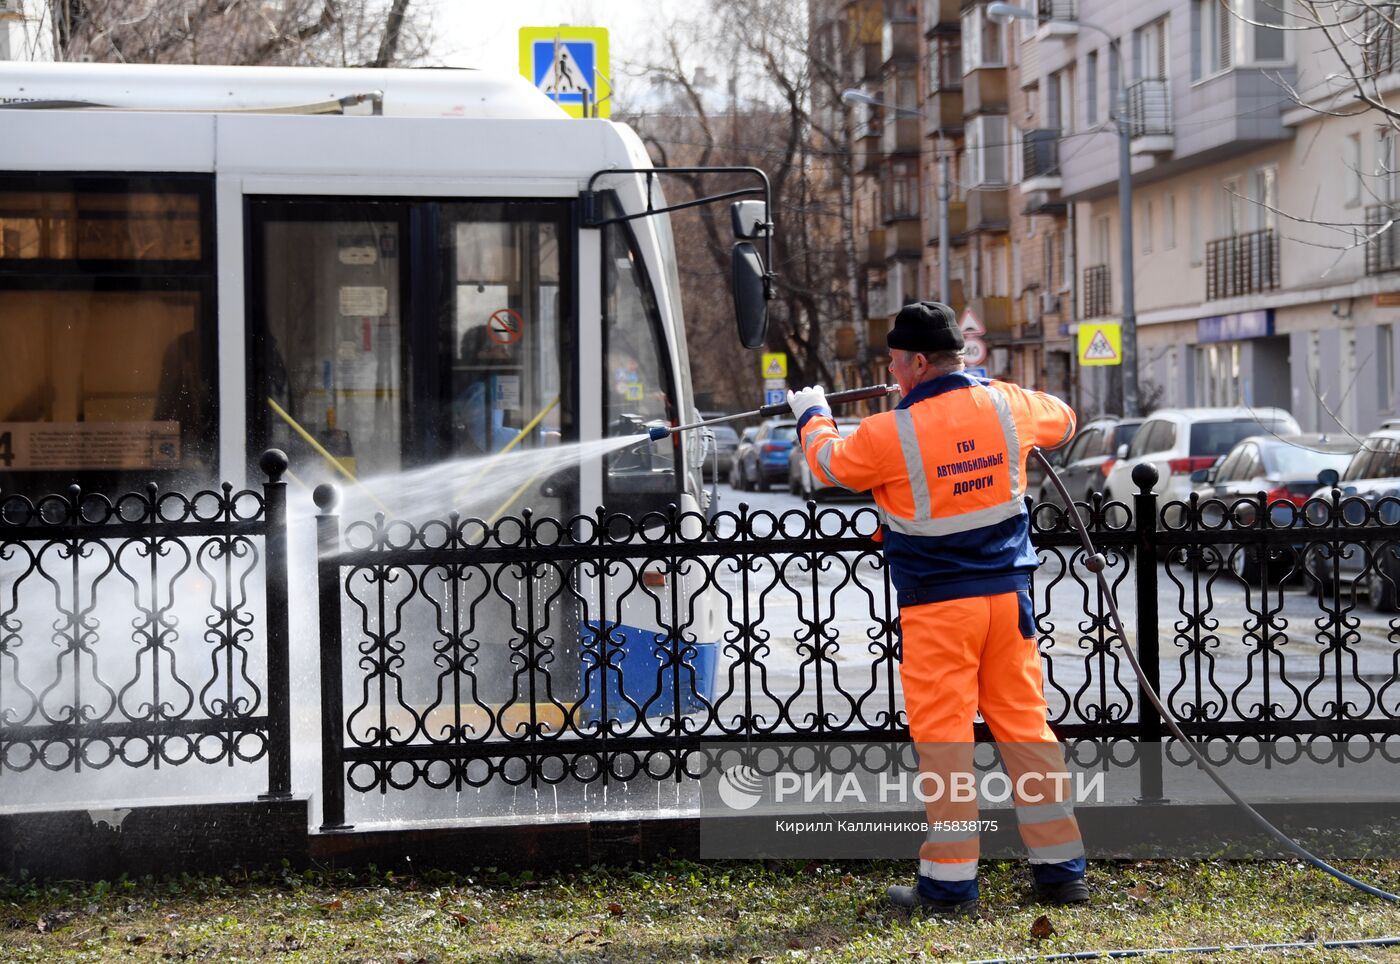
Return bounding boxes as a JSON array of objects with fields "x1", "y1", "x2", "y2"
[{"x1": 646, "y1": 383, "x2": 900, "y2": 442}]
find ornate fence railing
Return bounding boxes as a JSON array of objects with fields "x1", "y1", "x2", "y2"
[
  {"x1": 314, "y1": 465, "x2": 1400, "y2": 829},
  {"x1": 0, "y1": 450, "x2": 292, "y2": 799}
]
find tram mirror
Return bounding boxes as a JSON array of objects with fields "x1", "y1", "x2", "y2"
[
  {"x1": 732, "y1": 241, "x2": 769, "y2": 349},
  {"x1": 730, "y1": 200, "x2": 769, "y2": 241},
  {"x1": 1318, "y1": 468, "x2": 1340, "y2": 487}
]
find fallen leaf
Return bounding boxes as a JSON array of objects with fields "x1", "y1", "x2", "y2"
[
  {"x1": 1299, "y1": 926, "x2": 1319, "y2": 942},
  {"x1": 318, "y1": 899, "x2": 343, "y2": 912},
  {"x1": 1030, "y1": 914, "x2": 1056, "y2": 940},
  {"x1": 607, "y1": 901, "x2": 624, "y2": 916},
  {"x1": 125, "y1": 933, "x2": 148, "y2": 946},
  {"x1": 787, "y1": 938, "x2": 804, "y2": 950},
  {"x1": 1127, "y1": 883, "x2": 1150, "y2": 900},
  {"x1": 450, "y1": 912, "x2": 471, "y2": 927},
  {"x1": 37, "y1": 911, "x2": 76, "y2": 934}
]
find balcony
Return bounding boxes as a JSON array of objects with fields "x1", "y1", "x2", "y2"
[
  {"x1": 1367, "y1": 205, "x2": 1400, "y2": 275},
  {"x1": 884, "y1": 220, "x2": 922, "y2": 259},
  {"x1": 965, "y1": 189, "x2": 1009, "y2": 233},
  {"x1": 1206, "y1": 229, "x2": 1279, "y2": 301},
  {"x1": 1036, "y1": 0, "x2": 1078, "y2": 37},
  {"x1": 1362, "y1": 9, "x2": 1400, "y2": 76},
  {"x1": 856, "y1": 112, "x2": 884, "y2": 174},
  {"x1": 1126, "y1": 78, "x2": 1173, "y2": 155},
  {"x1": 862, "y1": 228, "x2": 887, "y2": 267},
  {"x1": 881, "y1": 179, "x2": 920, "y2": 224},
  {"x1": 923, "y1": 0, "x2": 959, "y2": 34},
  {"x1": 882, "y1": 17, "x2": 918, "y2": 66},
  {"x1": 1020, "y1": 128, "x2": 1062, "y2": 194},
  {"x1": 881, "y1": 113, "x2": 921, "y2": 155},
  {"x1": 1083, "y1": 264, "x2": 1111, "y2": 319},
  {"x1": 924, "y1": 89, "x2": 964, "y2": 136},
  {"x1": 853, "y1": 42, "x2": 882, "y2": 83},
  {"x1": 962, "y1": 66, "x2": 1008, "y2": 118},
  {"x1": 968, "y1": 296, "x2": 1012, "y2": 335},
  {"x1": 927, "y1": 200, "x2": 968, "y2": 245}
]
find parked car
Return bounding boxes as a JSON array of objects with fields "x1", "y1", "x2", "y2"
[
  {"x1": 703, "y1": 423, "x2": 741, "y2": 481},
  {"x1": 728, "y1": 426, "x2": 760, "y2": 489},
  {"x1": 1103, "y1": 407, "x2": 1302, "y2": 527},
  {"x1": 1301, "y1": 429, "x2": 1400, "y2": 609},
  {"x1": 1036, "y1": 417, "x2": 1144, "y2": 508},
  {"x1": 787, "y1": 418, "x2": 862, "y2": 500},
  {"x1": 731, "y1": 419, "x2": 798, "y2": 491},
  {"x1": 1190, "y1": 434, "x2": 1359, "y2": 581}
]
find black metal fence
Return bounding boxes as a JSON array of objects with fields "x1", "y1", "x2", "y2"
[
  {"x1": 0, "y1": 450, "x2": 292, "y2": 798},
  {"x1": 1366, "y1": 203, "x2": 1400, "y2": 276},
  {"x1": 314, "y1": 465, "x2": 1400, "y2": 829},
  {"x1": 1206, "y1": 228, "x2": 1280, "y2": 300},
  {"x1": 1082, "y1": 263, "x2": 1111, "y2": 318},
  {"x1": 1125, "y1": 78, "x2": 1172, "y2": 140}
]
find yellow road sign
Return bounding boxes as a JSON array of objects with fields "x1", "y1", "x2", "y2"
[
  {"x1": 1077, "y1": 323, "x2": 1122, "y2": 367},
  {"x1": 761, "y1": 352, "x2": 788, "y2": 379},
  {"x1": 518, "y1": 26, "x2": 610, "y2": 118}
]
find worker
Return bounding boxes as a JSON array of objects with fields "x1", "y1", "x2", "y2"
[{"x1": 787, "y1": 301, "x2": 1086, "y2": 915}]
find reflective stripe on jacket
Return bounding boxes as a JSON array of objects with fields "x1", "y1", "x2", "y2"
[{"x1": 797, "y1": 371, "x2": 1075, "y2": 604}]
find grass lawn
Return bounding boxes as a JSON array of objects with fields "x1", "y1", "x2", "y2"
[{"x1": 1, "y1": 859, "x2": 1398, "y2": 962}]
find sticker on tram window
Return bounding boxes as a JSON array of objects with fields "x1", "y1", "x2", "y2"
[
  {"x1": 337, "y1": 236, "x2": 379, "y2": 266},
  {"x1": 624, "y1": 382, "x2": 645, "y2": 402},
  {"x1": 488, "y1": 308, "x2": 525, "y2": 345},
  {"x1": 494, "y1": 375, "x2": 521, "y2": 410},
  {"x1": 338, "y1": 285, "x2": 388, "y2": 317},
  {"x1": 0, "y1": 422, "x2": 181, "y2": 470}
]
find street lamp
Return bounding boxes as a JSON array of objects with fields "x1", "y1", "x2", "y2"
[
  {"x1": 987, "y1": 2, "x2": 1140, "y2": 418},
  {"x1": 840, "y1": 88, "x2": 953, "y2": 314}
]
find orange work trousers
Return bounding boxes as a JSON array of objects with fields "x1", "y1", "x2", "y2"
[{"x1": 899, "y1": 590, "x2": 1084, "y2": 900}]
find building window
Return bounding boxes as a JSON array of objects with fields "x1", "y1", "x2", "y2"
[
  {"x1": 961, "y1": 5, "x2": 1005, "y2": 72},
  {"x1": 1060, "y1": 225, "x2": 1073, "y2": 289},
  {"x1": 1251, "y1": 0, "x2": 1287, "y2": 63},
  {"x1": 1381, "y1": 323, "x2": 1396, "y2": 412},
  {"x1": 1189, "y1": 185, "x2": 1203, "y2": 262},
  {"x1": 965, "y1": 115, "x2": 1009, "y2": 187},
  {"x1": 1085, "y1": 50, "x2": 1100, "y2": 126},
  {"x1": 1092, "y1": 214, "x2": 1112, "y2": 265},
  {"x1": 1135, "y1": 17, "x2": 1169, "y2": 80},
  {"x1": 1047, "y1": 67, "x2": 1076, "y2": 133},
  {"x1": 1378, "y1": 128, "x2": 1399, "y2": 202},
  {"x1": 1219, "y1": 176, "x2": 1246, "y2": 236},
  {"x1": 1196, "y1": 343, "x2": 1243, "y2": 406},
  {"x1": 1195, "y1": 0, "x2": 1233, "y2": 79},
  {"x1": 1143, "y1": 200, "x2": 1156, "y2": 254},
  {"x1": 1249, "y1": 166, "x2": 1278, "y2": 231},
  {"x1": 1346, "y1": 132, "x2": 1364, "y2": 207}
]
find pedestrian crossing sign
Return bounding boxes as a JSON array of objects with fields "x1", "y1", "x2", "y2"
[
  {"x1": 1077, "y1": 322, "x2": 1122, "y2": 367},
  {"x1": 519, "y1": 27, "x2": 611, "y2": 118}
]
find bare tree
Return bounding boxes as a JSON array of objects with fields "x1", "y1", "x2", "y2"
[
  {"x1": 45, "y1": 0, "x2": 430, "y2": 67},
  {"x1": 619, "y1": 0, "x2": 859, "y2": 412}
]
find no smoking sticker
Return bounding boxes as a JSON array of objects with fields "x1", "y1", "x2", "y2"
[{"x1": 488, "y1": 308, "x2": 525, "y2": 345}]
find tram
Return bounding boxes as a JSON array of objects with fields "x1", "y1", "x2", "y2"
[{"x1": 0, "y1": 62, "x2": 770, "y2": 523}]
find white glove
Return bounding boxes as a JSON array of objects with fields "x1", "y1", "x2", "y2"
[{"x1": 787, "y1": 384, "x2": 828, "y2": 421}]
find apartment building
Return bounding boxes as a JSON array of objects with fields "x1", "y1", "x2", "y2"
[
  {"x1": 1026, "y1": 0, "x2": 1400, "y2": 430},
  {"x1": 820, "y1": 0, "x2": 1075, "y2": 397}
]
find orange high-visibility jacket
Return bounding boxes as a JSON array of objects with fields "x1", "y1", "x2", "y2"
[{"x1": 798, "y1": 372, "x2": 1075, "y2": 606}]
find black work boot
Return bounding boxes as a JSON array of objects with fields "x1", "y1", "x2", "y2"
[
  {"x1": 886, "y1": 884, "x2": 978, "y2": 916},
  {"x1": 1033, "y1": 878, "x2": 1090, "y2": 905}
]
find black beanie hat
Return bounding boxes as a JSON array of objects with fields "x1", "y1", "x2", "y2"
[{"x1": 887, "y1": 301, "x2": 964, "y2": 354}]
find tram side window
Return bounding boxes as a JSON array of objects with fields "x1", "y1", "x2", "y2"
[
  {"x1": 0, "y1": 176, "x2": 215, "y2": 494},
  {"x1": 603, "y1": 218, "x2": 679, "y2": 513}
]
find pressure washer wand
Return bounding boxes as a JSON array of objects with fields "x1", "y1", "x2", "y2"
[{"x1": 647, "y1": 383, "x2": 900, "y2": 441}]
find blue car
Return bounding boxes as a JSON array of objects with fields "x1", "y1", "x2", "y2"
[{"x1": 733, "y1": 418, "x2": 798, "y2": 492}]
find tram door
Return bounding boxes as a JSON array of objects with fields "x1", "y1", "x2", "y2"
[{"x1": 249, "y1": 198, "x2": 573, "y2": 517}]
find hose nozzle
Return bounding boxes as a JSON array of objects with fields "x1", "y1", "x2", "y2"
[{"x1": 647, "y1": 425, "x2": 671, "y2": 441}]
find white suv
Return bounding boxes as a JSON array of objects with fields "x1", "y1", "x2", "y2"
[{"x1": 1102, "y1": 407, "x2": 1301, "y2": 525}]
